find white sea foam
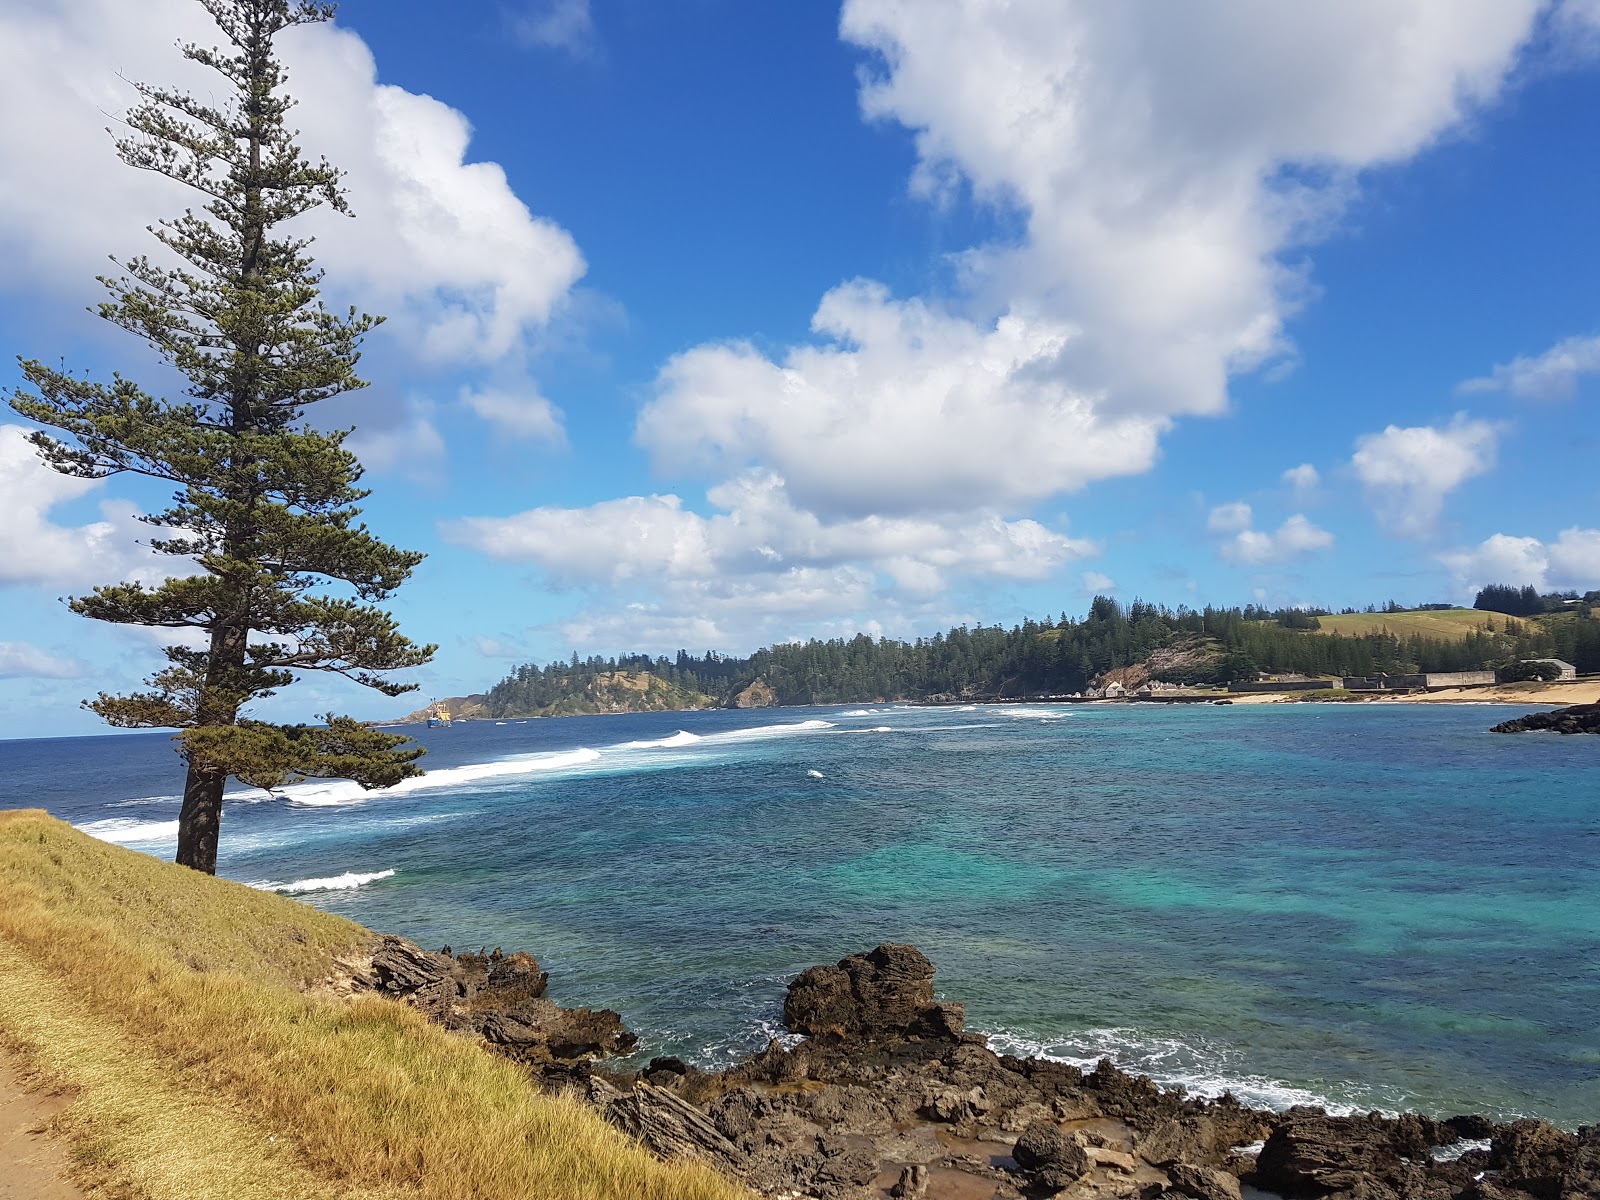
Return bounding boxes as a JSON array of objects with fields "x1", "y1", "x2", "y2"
[
  {"x1": 1431, "y1": 1139, "x2": 1491, "y2": 1162},
  {"x1": 103, "y1": 720, "x2": 830, "y2": 825},
  {"x1": 996, "y1": 706, "x2": 1068, "y2": 720},
  {"x1": 76, "y1": 817, "x2": 181, "y2": 845},
  {"x1": 254, "y1": 868, "x2": 395, "y2": 895},
  {"x1": 618, "y1": 731, "x2": 702, "y2": 749},
  {"x1": 235, "y1": 747, "x2": 607, "y2": 807},
  {"x1": 984, "y1": 1027, "x2": 1396, "y2": 1116},
  {"x1": 108, "y1": 794, "x2": 180, "y2": 807},
  {"x1": 702, "y1": 720, "x2": 836, "y2": 743}
]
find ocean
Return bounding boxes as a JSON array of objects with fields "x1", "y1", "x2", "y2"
[{"x1": 4, "y1": 702, "x2": 1597, "y2": 1127}]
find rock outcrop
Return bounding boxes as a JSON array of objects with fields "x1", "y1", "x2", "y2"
[
  {"x1": 729, "y1": 678, "x2": 778, "y2": 708},
  {"x1": 1491, "y1": 703, "x2": 1600, "y2": 735},
  {"x1": 783, "y1": 943, "x2": 968, "y2": 1045},
  {"x1": 618, "y1": 945, "x2": 1276, "y2": 1199},
  {"x1": 358, "y1": 935, "x2": 636, "y2": 1069}
]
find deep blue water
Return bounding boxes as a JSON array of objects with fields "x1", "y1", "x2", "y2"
[{"x1": 3, "y1": 702, "x2": 1597, "y2": 1126}]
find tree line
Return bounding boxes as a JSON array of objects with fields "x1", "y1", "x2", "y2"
[
  {"x1": 1474, "y1": 584, "x2": 1600, "y2": 618},
  {"x1": 484, "y1": 596, "x2": 1600, "y2": 714}
]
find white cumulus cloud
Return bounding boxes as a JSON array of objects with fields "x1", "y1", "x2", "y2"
[
  {"x1": 636, "y1": 0, "x2": 1542, "y2": 517},
  {"x1": 639, "y1": 282, "x2": 1164, "y2": 518},
  {"x1": 0, "y1": 0, "x2": 586, "y2": 438},
  {"x1": 1459, "y1": 333, "x2": 1600, "y2": 401},
  {"x1": 460, "y1": 385, "x2": 567, "y2": 443},
  {"x1": 443, "y1": 472, "x2": 1096, "y2": 645},
  {"x1": 511, "y1": 0, "x2": 597, "y2": 56},
  {"x1": 1441, "y1": 527, "x2": 1600, "y2": 595},
  {"x1": 0, "y1": 641, "x2": 87, "y2": 680},
  {"x1": 1350, "y1": 415, "x2": 1501, "y2": 537},
  {"x1": 1208, "y1": 502, "x2": 1256, "y2": 535},
  {"x1": 1081, "y1": 571, "x2": 1116, "y2": 594},
  {"x1": 0, "y1": 424, "x2": 169, "y2": 590},
  {"x1": 1282, "y1": 463, "x2": 1321, "y2": 494},
  {"x1": 1214, "y1": 509, "x2": 1335, "y2": 566}
]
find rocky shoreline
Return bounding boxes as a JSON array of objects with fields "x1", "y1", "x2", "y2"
[
  {"x1": 1490, "y1": 703, "x2": 1600, "y2": 735},
  {"x1": 339, "y1": 937, "x2": 1596, "y2": 1200}
]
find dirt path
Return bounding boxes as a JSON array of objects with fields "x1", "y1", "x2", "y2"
[{"x1": 0, "y1": 1050, "x2": 84, "y2": 1200}]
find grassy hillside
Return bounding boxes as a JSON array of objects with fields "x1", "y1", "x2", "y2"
[
  {"x1": 0, "y1": 810, "x2": 746, "y2": 1200},
  {"x1": 1295, "y1": 609, "x2": 1515, "y2": 641}
]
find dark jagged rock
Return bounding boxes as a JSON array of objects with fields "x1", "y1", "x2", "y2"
[
  {"x1": 368, "y1": 936, "x2": 458, "y2": 1015},
  {"x1": 604, "y1": 1081, "x2": 747, "y2": 1175},
  {"x1": 783, "y1": 942, "x2": 969, "y2": 1044},
  {"x1": 358, "y1": 934, "x2": 633, "y2": 1069},
  {"x1": 1491, "y1": 703, "x2": 1600, "y2": 735},
  {"x1": 1489, "y1": 1118, "x2": 1583, "y2": 1198},
  {"x1": 1012, "y1": 1119, "x2": 1091, "y2": 1191},
  {"x1": 1447, "y1": 1114, "x2": 1496, "y2": 1140},
  {"x1": 890, "y1": 1163, "x2": 929, "y2": 1198},
  {"x1": 1253, "y1": 1108, "x2": 1467, "y2": 1198},
  {"x1": 480, "y1": 1000, "x2": 636, "y2": 1064},
  {"x1": 1165, "y1": 1162, "x2": 1243, "y2": 1200}
]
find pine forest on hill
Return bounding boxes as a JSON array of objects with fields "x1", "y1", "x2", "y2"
[{"x1": 478, "y1": 591, "x2": 1600, "y2": 717}]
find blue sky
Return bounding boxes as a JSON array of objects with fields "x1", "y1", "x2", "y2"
[{"x1": 3, "y1": 0, "x2": 1600, "y2": 738}]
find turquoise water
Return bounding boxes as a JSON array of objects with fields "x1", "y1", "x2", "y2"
[{"x1": 6, "y1": 702, "x2": 1598, "y2": 1125}]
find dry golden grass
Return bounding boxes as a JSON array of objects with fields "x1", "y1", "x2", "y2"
[
  {"x1": 0, "y1": 810, "x2": 748, "y2": 1200},
  {"x1": 1306, "y1": 609, "x2": 1516, "y2": 641}
]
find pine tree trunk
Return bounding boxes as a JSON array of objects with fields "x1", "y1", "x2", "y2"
[
  {"x1": 176, "y1": 618, "x2": 248, "y2": 874},
  {"x1": 176, "y1": 762, "x2": 225, "y2": 873}
]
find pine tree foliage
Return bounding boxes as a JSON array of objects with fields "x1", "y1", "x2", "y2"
[{"x1": 8, "y1": 0, "x2": 434, "y2": 873}]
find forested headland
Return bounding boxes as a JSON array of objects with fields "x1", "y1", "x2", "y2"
[{"x1": 476, "y1": 589, "x2": 1600, "y2": 717}]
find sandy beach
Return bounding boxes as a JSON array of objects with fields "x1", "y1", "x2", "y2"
[{"x1": 1225, "y1": 680, "x2": 1600, "y2": 706}]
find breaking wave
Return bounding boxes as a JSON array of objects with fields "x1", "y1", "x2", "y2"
[
  {"x1": 254, "y1": 868, "x2": 396, "y2": 895},
  {"x1": 982, "y1": 1026, "x2": 1401, "y2": 1116},
  {"x1": 619, "y1": 731, "x2": 703, "y2": 749},
  {"x1": 700, "y1": 720, "x2": 837, "y2": 743},
  {"x1": 75, "y1": 817, "x2": 180, "y2": 845},
  {"x1": 243, "y1": 748, "x2": 607, "y2": 807}
]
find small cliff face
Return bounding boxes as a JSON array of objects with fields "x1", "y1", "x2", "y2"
[
  {"x1": 544, "y1": 671, "x2": 717, "y2": 717},
  {"x1": 455, "y1": 672, "x2": 718, "y2": 720},
  {"x1": 729, "y1": 678, "x2": 778, "y2": 709}
]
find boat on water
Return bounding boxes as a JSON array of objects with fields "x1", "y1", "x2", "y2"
[{"x1": 426, "y1": 701, "x2": 452, "y2": 729}]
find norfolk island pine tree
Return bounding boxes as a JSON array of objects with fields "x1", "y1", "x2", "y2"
[{"x1": 8, "y1": 0, "x2": 436, "y2": 874}]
